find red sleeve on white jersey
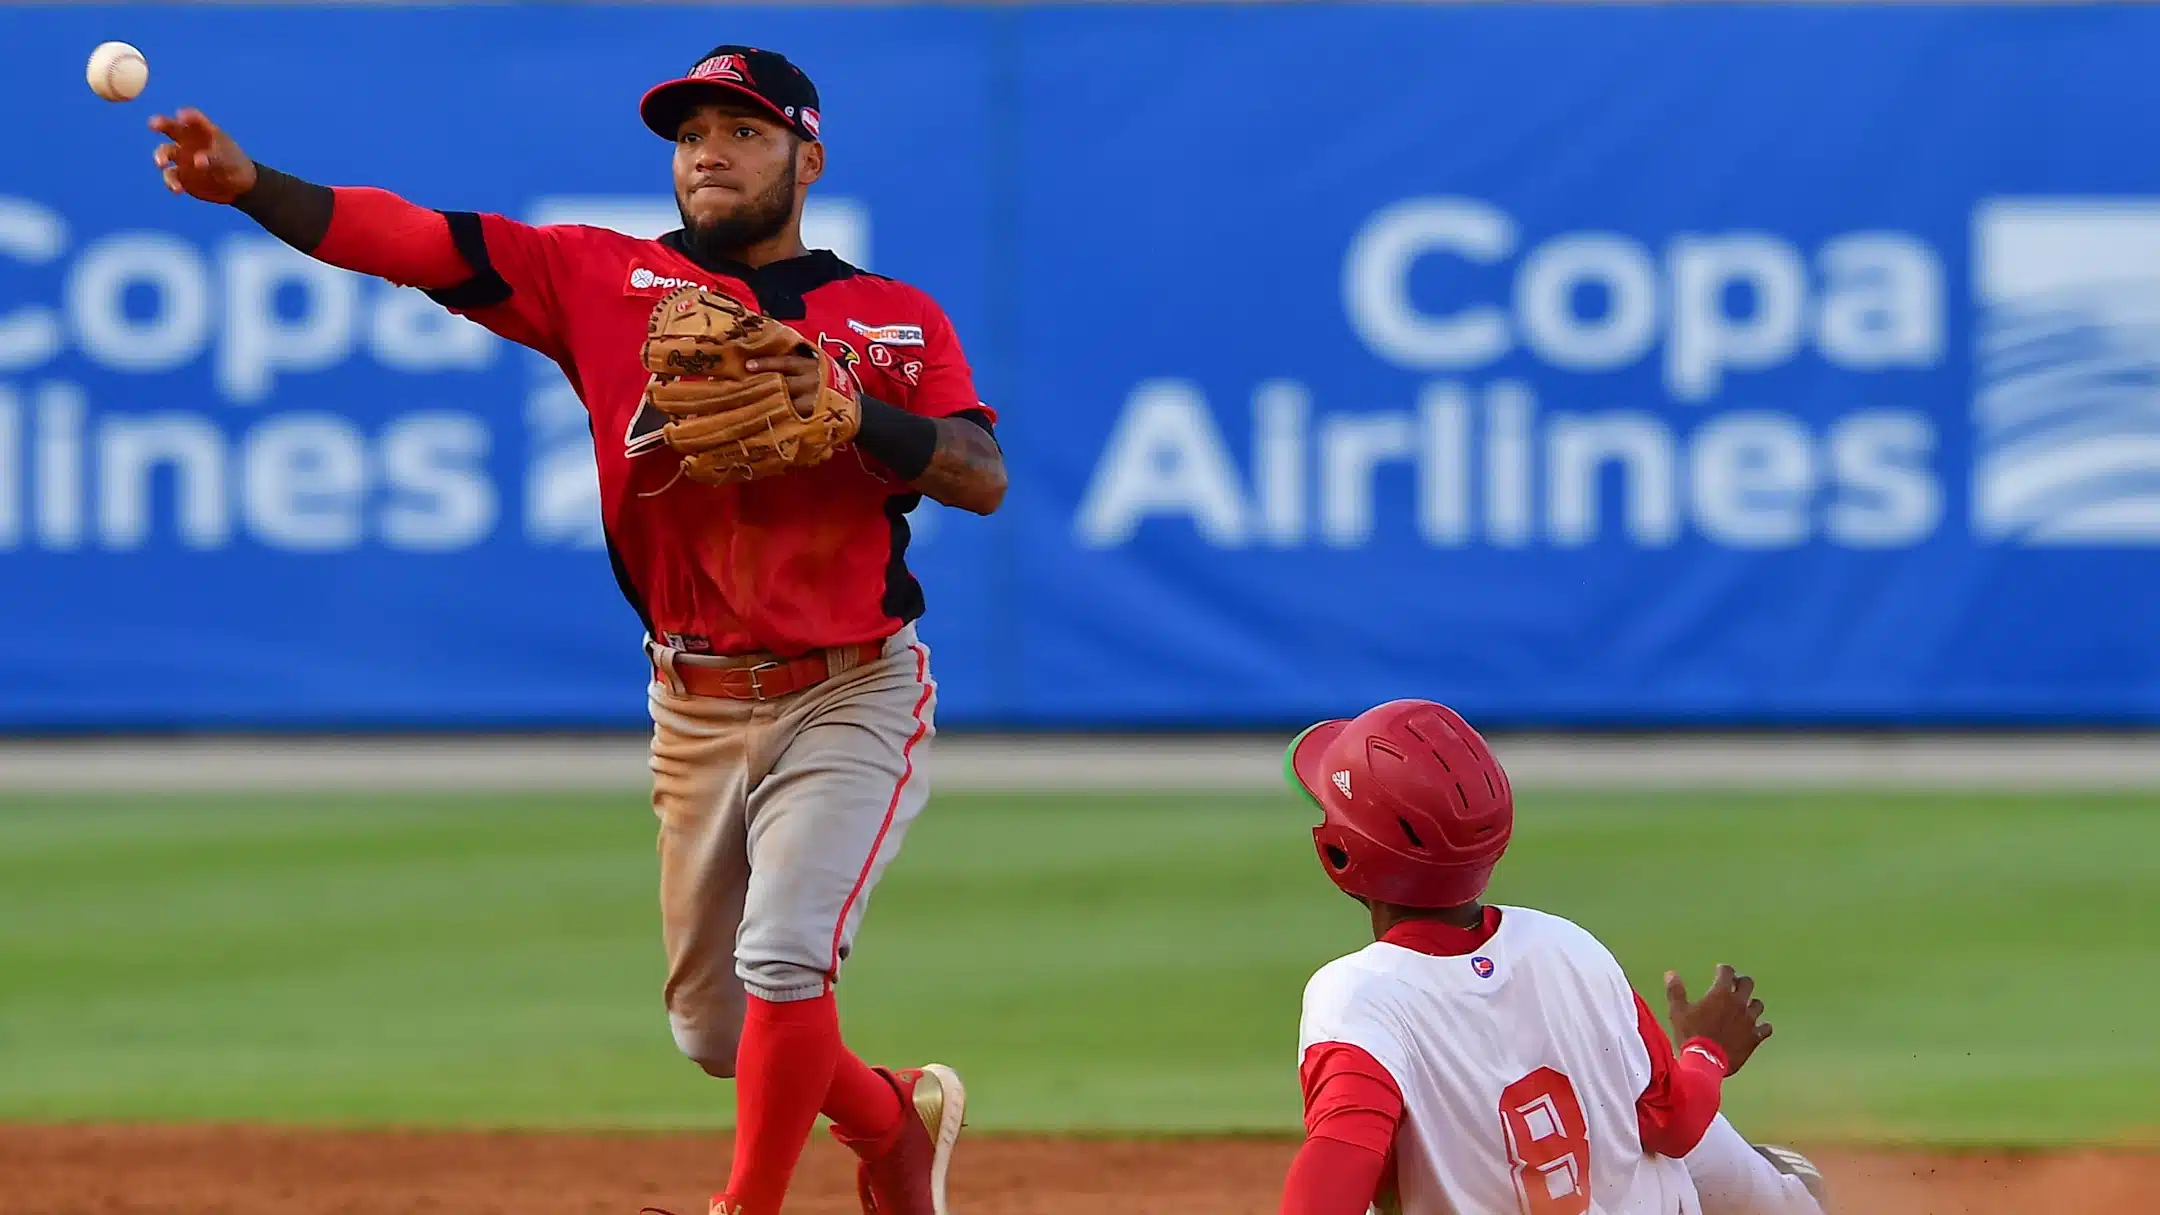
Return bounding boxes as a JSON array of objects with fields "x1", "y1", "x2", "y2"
[
  {"x1": 1632, "y1": 991, "x2": 1730, "y2": 1157},
  {"x1": 1283, "y1": 1042, "x2": 1401, "y2": 1215},
  {"x1": 1300, "y1": 1040, "x2": 1404, "y2": 1152},
  {"x1": 1280, "y1": 1135, "x2": 1391, "y2": 1215}
]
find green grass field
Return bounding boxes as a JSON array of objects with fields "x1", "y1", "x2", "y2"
[{"x1": 1, "y1": 788, "x2": 2154, "y2": 1145}]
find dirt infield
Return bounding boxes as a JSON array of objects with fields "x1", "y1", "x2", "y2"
[{"x1": 3, "y1": 1126, "x2": 2155, "y2": 1215}]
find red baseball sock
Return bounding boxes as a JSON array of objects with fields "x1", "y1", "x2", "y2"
[
  {"x1": 721, "y1": 993, "x2": 842, "y2": 1215},
  {"x1": 824, "y1": 1047, "x2": 904, "y2": 1145}
]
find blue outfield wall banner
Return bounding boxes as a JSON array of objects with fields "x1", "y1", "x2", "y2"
[{"x1": 2, "y1": 5, "x2": 2159, "y2": 727}]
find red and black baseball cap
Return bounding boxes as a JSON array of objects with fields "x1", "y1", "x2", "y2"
[{"x1": 640, "y1": 45, "x2": 822, "y2": 142}]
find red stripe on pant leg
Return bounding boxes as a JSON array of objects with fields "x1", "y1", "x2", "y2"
[{"x1": 828, "y1": 642, "x2": 933, "y2": 979}]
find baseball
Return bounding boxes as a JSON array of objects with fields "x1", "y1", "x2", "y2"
[{"x1": 86, "y1": 41, "x2": 149, "y2": 103}]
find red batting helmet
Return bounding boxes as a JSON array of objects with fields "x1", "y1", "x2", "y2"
[{"x1": 1284, "y1": 699, "x2": 1514, "y2": 909}]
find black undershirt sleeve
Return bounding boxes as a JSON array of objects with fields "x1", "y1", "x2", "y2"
[
  {"x1": 854, "y1": 400, "x2": 996, "y2": 482},
  {"x1": 230, "y1": 164, "x2": 334, "y2": 254},
  {"x1": 854, "y1": 395, "x2": 940, "y2": 480}
]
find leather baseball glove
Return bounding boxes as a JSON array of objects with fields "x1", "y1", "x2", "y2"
[{"x1": 635, "y1": 285, "x2": 861, "y2": 486}]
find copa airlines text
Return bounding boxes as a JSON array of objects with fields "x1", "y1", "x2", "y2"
[
  {"x1": 1079, "y1": 198, "x2": 1947, "y2": 549},
  {"x1": 0, "y1": 197, "x2": 499, "y2": 552}
]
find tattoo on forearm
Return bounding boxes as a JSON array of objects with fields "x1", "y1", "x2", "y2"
[
  {"x1": 232, "y1": 164, "x2": 335, "y2": 254},
  {"x1": 912, "y1": 417, "x2": 1008, "y2": 514}
]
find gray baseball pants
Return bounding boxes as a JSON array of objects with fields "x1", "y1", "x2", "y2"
[{"x1": 645, "y1": 624, "x2": 936, "y2": 1077}]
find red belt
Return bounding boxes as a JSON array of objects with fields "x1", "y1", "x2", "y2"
[{"x1": 653, "y1": 642, "x2": 883, "y2": 701}]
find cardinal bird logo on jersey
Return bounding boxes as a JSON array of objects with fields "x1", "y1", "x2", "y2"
[
  {"x1": 691, "y1": 54, "x2": 751, "y2": 84},
  {"x1": 1471, "y1": 956, "x2": 1495, "y2": 979},
  {"x1": 817, "y1": 335, "x2": 866, "y2": 396}
]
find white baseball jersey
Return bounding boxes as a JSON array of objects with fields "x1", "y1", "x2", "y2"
[{"x1": 1298, "y1": 906, "x2": 1699, "y2": 1215}]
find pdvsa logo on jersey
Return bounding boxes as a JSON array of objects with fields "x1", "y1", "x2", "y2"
[
  {"x1": 1470, "y1": 956, "x2": 1495, "y2": 979},
  {"x1": 1972, "y1": 199, "x2": 2160, "y2": 545},
  {"x1": 628, "y1": 267, "x2": 703, "y2": 294},
  {"x1": 691, "y1": 54, "x2": 751, "y2": 84}
]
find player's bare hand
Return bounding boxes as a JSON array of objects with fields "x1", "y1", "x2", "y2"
[
  {"x1": 149, "y1": 108, "x2": 258, "y2": 203},
  {"x1": 745, "y1": 350, "x2": 827, "y2": 418},
  {"x1": 1665, "y1": 964, "x2": 1774, "y2": 1075}
]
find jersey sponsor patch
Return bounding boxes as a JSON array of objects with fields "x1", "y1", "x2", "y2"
[
  {"x1": 847, "y1": 320, "x2": 926, "y2": 346},
  {"x1": 1471, "y1": 955, "x2": 1496, "y2": 979},
  {"x1": 627, "y1": 266, "x2": 706, "y2": 294}
]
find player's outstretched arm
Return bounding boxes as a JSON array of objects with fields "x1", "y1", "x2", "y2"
[{"x1": 148, "y1": 108, "x2": 471, "y2": 290}]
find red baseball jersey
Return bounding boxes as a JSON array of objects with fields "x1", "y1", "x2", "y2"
[{"x1": 427, "y1": 213, "x2": 991, "y2": 656}]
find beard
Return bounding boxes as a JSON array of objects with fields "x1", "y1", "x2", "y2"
[{"x1": 678, "y1": 147, "x2": 800, "y2": 261}]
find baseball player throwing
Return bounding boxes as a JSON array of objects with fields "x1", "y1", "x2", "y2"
[
  {"x1": 1280, "y1": 700, "x2": 1831, "y2": 1215},
  {"x1": 150, "y1": 45, "x2": 1004, "y2": 1215}
]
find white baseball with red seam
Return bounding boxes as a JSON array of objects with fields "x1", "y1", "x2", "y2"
[{"x1": 86, "y1": 41, "x2": 149, "y2": 102}]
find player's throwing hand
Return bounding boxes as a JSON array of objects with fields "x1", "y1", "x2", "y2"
[
  {"x1": 1666, "y1": 963, "x2": 1775, "y2": 1074},
  {"x1": 148, "y1": 108, "x2": 257, "y2": 202}
]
